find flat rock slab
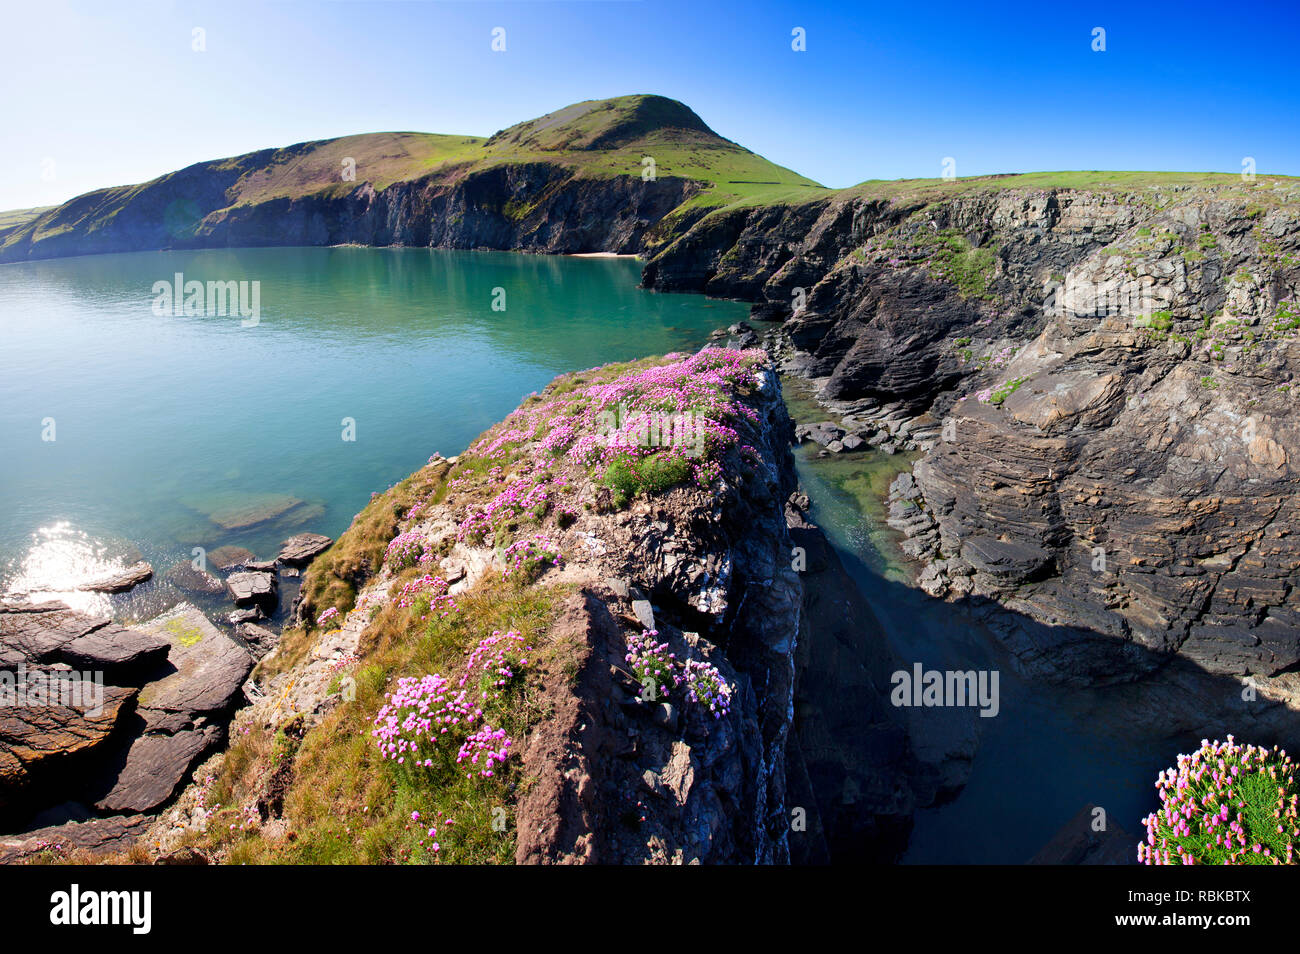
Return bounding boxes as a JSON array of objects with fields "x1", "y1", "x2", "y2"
[
  {"x1": 0, "y1": 813, "x2": 151, "y2": 863},
  {"x1": 136, "y1": 604, "x2": 252, "y2": 714},
  {"x1": 59, "y1": 622, "x2": 171, "y2": 672},
  {"x1": 962, "y1": 534, "x2": 1051, "y2": 583},
  {"x1": 278, "y1": 532, "x2": 333, "y2": 565},
  {"x1": 94, "y1": 725, "x2": 220, "y2": 813},
  {"x1": 0, "y1": 602, "x2": 106, "y2": 666},
  {"x1": 226, "y1": 571, "x2": 277, "y2": 608},
  {"x1": 78, "y1": 561, "x2": 154, "y2": 594},
  {"x1": 0, "y1": 602, "x2": 168, "y2": 673}
]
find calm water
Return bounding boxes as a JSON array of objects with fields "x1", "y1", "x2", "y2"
[
  {"x1": 785, "y1": 408, "x2": 1196, "y2": 864},
  {"x1": 0, "y1": 247, "x2": 747, "y2": 618}
]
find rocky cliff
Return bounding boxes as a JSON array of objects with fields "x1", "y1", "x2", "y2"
[
  {"x1": 665, "y1": 179, "x2": 1300, "y2": 687},
  {"x1": 105, "y1": 347, "x2": 842, "y2": 865}
]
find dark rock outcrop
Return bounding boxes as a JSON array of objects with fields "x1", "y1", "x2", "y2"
[{"x1": 0, "y1": 601, "x2": 250, "y2": 846}]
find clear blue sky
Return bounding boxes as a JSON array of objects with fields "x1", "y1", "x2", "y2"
[{"x1": 4, "y1": 0, "x2": 1298, "y2": 210}]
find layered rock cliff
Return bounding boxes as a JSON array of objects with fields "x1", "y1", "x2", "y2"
[{"x1": 668, "y1": 180, "x2": 1300, "y2": 686}]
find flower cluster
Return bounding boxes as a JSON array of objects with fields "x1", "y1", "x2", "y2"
[
  {"x1": 457, "y1": 475, "x2": 552, "y2": 543},
  {"x1": 459, "y1": 349, "x2": 763, "y2": 526},
  {"x1": 501, "y1": 534, "x2": 562, "y2": 580},
  {"x1": 396, "y1": 574, "x2": 458, "y2": 619},
  {"x1": 1138, "y1": 735, "x2": 1300, "y2": 865},
  {"x1": 372, "y1": 674, "x2": 473, "y2": 764},
  {"x1": 682, "y1": 658, "x2": 734, "y2": 719},
  {"x1": 460, "y1": 629, "x2": 531, "y2": 701},
  {"x1": 457, "y1": 725, "x2": 512, "y2": 777},
  {"x1": 371, "y1": 632, "x2": 531, "y2": 779},
  {"x1": 624, "y1": 629, "x2": 682, "y2": 701},
  {"x1": 385, "y1": 531, "x2": 428, "y2": 570},
  {"x1": 316, "y1": 606, "x2": 341, "y2": 628}
]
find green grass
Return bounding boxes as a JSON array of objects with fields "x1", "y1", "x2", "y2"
[
  {"x1": 204, "y1": 574, "x2": 572, "y2": 865},
  {"x1": 7, "y1": 92, "x2": 1300, "y2": 263},
  {"x1": 599, "y1": 450, "x2": 694, "y2": 507},
  {"x1": 1136, "y1": 310, "x2": 1174, "y2": 330},
  {"x1": 0, "y1": 205, "x2": 53, "y2": 233},
  {"x1": 918, "y1": 229, "x2": 998, "y2": 299},
  {"x1": 988, "y1": 376, "x2": 1029, "y2": 405}
]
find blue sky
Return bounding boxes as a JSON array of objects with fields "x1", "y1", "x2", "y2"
[{"x1": 4, "y1": 0, "x2": 1298, "y2": 210}]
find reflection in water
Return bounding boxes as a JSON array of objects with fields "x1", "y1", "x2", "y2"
[{"x1": 4, "y1": 522, "x2": 122, "y2": 615}]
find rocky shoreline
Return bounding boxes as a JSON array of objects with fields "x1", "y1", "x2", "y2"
[{"x1": 0, "y1": 532, "x2": 332, "y2": 861}]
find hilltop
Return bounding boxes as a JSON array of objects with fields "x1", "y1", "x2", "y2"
[{"x1": 0, "y1": 94, "x2": 822, "y2": 263}]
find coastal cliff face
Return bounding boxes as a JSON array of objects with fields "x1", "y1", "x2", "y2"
[{"x1": 660, "y1": 181, "x2": 1300, "y2": 686}]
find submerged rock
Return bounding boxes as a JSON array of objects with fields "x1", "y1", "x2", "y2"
[
  {"x1": 205, "y1": 495, "x2": 302, "y2": 532},
  {"x1": 207, "y1": 546, "x2": 255, "y2": 571},
  {"x1": 166, "y1": 561, "x2": 225, "y2": 595}
]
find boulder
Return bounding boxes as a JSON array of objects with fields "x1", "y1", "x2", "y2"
[
  {"x1": 631, "y1": 599, "x2": 656, "y2": 631},
  {"x1": 226, "y1": 571, "x2": 277, "y2": 609},
  {"x1": 236, "y1": 623, "x2": 279, "y2": 660},
  {"x1": 0, "y1": 673, "x2": 135, "y2": 807},
  {"x1": 227, "y1": 607, "x2": 265, "y2": 626}
]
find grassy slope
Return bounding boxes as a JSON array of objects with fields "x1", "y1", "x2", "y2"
[{"x1": 0, "y1": 206, "x2": 53, "y2": 232}]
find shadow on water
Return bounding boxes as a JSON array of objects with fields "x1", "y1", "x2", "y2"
[{"x1": 787, "y1": 433, "x2": 1300, "y2": 866}]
